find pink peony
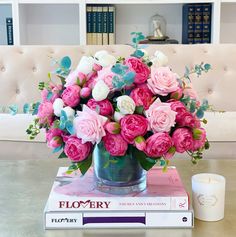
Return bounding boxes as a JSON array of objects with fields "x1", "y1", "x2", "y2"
[
  {"x1": 172, "y1": 128, "x2": 194, "y2": 153},
  {"x1": 124, "y1": 57, "x2": 150, "y2": 84},
  {"x1": 177, "y1": 111, "x2": 196, "y2": 128},
  {"x1": 120, "y1": 114, "x2": 148, "y2": 144},
  {"x1": 148, "y1": 67, "x2": 179, "y2": 96},
  {"x1": 37, "y1": 101, "x2": 54, "y2": 124},
  {"x1": 74, "y1": 105, "x2": 107, "y2": 144},
  {"x1": 130, "y1": 86, "x2": 153, "y2": 110},
  {"x1": 61, "y1": 85, "x2": 81, "y2": 107},
  {"x1": 103, "y1": 133, "x2": 128, "y2": 156},
  {"x1": 145, "y1": 98, "x2": 176, "y2": 133},
  {"x1": 46, "y1": 128, "x2": 63, "y2": 149},
  {"x1": 192, "y1": 128, "x2": 207, "y2": 151},
  {"x1": 144, "y1": 133, "x2": 173, "y2": 158},
  {"x1": 170, "y1": 101, "x2": 187, "y2": 122},
  {"x1": 96, "y1": 66, "x2": 115, "y2": 89},
  {"x1": 64, "y1": 136, "x2": 92, "y2": 162},
  {"x1": 87, "y1": 99, "x2": 114, "y2": 116}
]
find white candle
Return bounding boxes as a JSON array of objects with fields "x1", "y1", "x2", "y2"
[{"x1": 192, "y1": 173, "x2": 226, "y2": 221}]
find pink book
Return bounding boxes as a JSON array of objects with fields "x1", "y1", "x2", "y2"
[{"x1": 47, "y1": 166, "x2": 189, "y2": 212}]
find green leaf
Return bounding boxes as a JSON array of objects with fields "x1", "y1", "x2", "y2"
[
  {"x1": 133, "y1": 148, "x2": 158, "y2": 171},
  {"x1": 58, "y1": 151, "x2": 67, "y2": 159},
  {"x1": 78, "y1": 154, "x2": 92, "y2": 175},
  {"x1": 135, "y1": 106, "x2": 144, "y2": 115}
]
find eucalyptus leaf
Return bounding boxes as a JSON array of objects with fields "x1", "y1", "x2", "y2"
[
  {"x1": 23, "y1": 103, "x2": 30, "y2": 114},
  {"x1": 47, "y1": 91, "x2": 53, "y2": 101},
  {"x1": 60, "y1": 56, "x2": 71, "y2": 69},
  {"x1": 53, "y1": 145, "x2": 63, "y2": 153},
  {"x1": 8, "y1": 104, "x2": 18, "y2": 115}
]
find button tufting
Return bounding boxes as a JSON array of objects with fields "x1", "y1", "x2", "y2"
[
  {"x1": 16, "y1": 88, "x2": 20, "y2": 94},
  {"x1": 204, "y1": 49, "x2": 208, "y2": 53},
  {"x1": 32, "y1": 66, "x2": 37, "y2": 72},
  {"x1": 223, "y1": 66, "x2": 228, "y2": 71},
  {"x1": 208, "y1": 89, "x2": 213, "y2": 94},
  {"x1": 172, "y1": 50, "x2": 177, "y2": 54},
  {"x1": 1, "y1": 66, "x2": 5, "y2": 72},
  {"x1": 19, "y1": 50, "x2": 24, "y2": 54}
]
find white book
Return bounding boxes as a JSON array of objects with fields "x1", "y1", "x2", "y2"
[
  {"x1": 46, "y1": 167, "x2": 189, "y2": 212},
  {"x1": 44, "y1": 208, "x2": 194, "y2": 229}
]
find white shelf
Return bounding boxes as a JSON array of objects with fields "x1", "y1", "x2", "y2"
[{"x1": 0, "y1": 0, "x2": 235, "y2": 45}]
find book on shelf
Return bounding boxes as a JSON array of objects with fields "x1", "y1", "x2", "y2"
[
  {"x1": 46, "y1": 167, "x2": 189, "y2": 212},
  {"x1": 202, "y1": 3, "x2": 212, "y2": 43},
  {"x1": 92, "y1": 5, "x2": 98, "y2": 45},
  {"x1": 44, "y1": 208, "x2": 194, "y2": 229},
  {"x1": 194, "y1": 4, "x2": 203, "y2": 44},
  {"x1": 108, "y1": 5, "x2": 115, "y2": 45},
  {"x1": 86, "y1": 5, "x2": 93, "y2": 45},
  {"x1": 97, "y1": 5, "x2": 103, "y2": 45},
  {"x1": 6, "y1": 17, "x2": 14, "y2": 45},
  {"x1": 102, "y1": 5, "x2": 109, "y2": 45}
]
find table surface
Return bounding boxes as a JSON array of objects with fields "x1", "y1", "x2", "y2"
[{"x1": 0, "y1": 159, "x2": 235, "y2": 237}]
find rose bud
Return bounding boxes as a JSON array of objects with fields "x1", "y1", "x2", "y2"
[
  {"x1": 134, "y1": 136, "x2": 146, "y2": 151},
  {"x1": 93, "y1": 63, "x2": 102, "y2": 72},
  {"x1": 105, "y1": 122, "x2": 121, "y2": 134},
  {"x1": 80, "y1": 87, "x2": 91, "y2": 98},
  {"x1": 77, "y1": 72, "x2": 87, "y2": 86},
  {"x1": 164, "y1": 146, "x2": 176, "y2": 160},
  {"x1": 170, "y1": 87, "x2": 183, "y2": 100}
]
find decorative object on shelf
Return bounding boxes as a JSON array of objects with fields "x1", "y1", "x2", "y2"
[
  {"x1": 27, "y1": 32, "x2": 212, "y2": 195},
  {"x1": 192, "y1": 173, "x2": 226, "y2": 221},
  {"x1": 139, "y1": 39, "x2": 178, "y2": 44},
  {"x1": 6, "y1": 17, "x2": 14, "y2": 45},
  {"x1": 148, "y1": 14, "x2": 168, "y2": 41}
]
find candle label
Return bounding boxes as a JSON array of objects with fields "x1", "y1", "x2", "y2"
[{"x1": 197, "y1": 194, "x2": 218, "y2": 207}]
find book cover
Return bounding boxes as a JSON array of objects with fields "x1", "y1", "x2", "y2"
[
  {"x1": 92, "y1": 5, "x2": 97, "y2": 45},
  {"x1": 6, "y1": 17, "x2": 14, "y2": 45},
  {"x1": 86, "y1": 5, "x2": 92, "y2": 45},
  {"x1": 182, "y1": 4, "x2": 195, "y2": 44},
  {"x1": 46, "y1": 167, "x2": 189, "y2": 212},
  {"x1": 44, "y1": 208, "x2": 194, "y2": 229},
  {"x1": 202, "y1": 3, "x2": 212, "y2": 43},
  {"x1": 102, "y1": 5, "x2": 109, "y2": 45},
  {"x1": 108, "y1": 5, "x2": 115, "y2": 45},
  {"x1": 194, "y1": 4, "x2": 203, "y2": 44},
  {"x1": 97, "y1": 5, "x2": 103, "y2": 45}
]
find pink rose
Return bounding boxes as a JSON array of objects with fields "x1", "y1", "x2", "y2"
[
  {"x1": 120, "y1": 114, "x2": 148, "y2": 144},
  {"x1": 103, "y1": 133, "x2": 128, "y2": 156},
  {"x1": 183, "y1": 83, "x2": 198, "y2": 100},
  {"x1": 87, "y1": 99, "x2": 114, "y2": 116},
  {"x1": 64, "y1": 136, "x2": 92, "y2": 162},
  {"x1": 80, "y1": 87, "x2": 91, "y2": 98},
  {"x1": 130, "y1": 86, "x2": 153, "y2": 110},
  {"x1": 124, "y1": 57, "x2": 150, "y2": 84},
  {"x1": 61, "y1": 85, "x2": 81, "y2": 107},
  {"x1": 37, "y1": 101, "x2": 54, "y2": 124},
  {"x1": 170, "y1": 101, "x2": 187, "y2": 122},
  {"x1": 74, "y1": 105, "x2": 107, "y2": 144},
  {"x1": 145, "y1": 98, "x2": 176, "y2": 133},
  {"x1": 192, "y1": 128, "x2": 207, "y2": 151},
  {"x1": 46, "y1": 128, "x2": 63, "y2": 149},
  {"x1": 178, "y1": 111, "x2": 196, "y2": 128},
  {"x1": 144, "y1": 133, "x2": 173, "y2": 158},
  {"x1": 96, "y1": 66, "x2": 115, "y2": 89},
  {"x1": 172, "y1": 128, "x2": 194, "y2": 153},
  {"x1": 148, "y1": 67, "x2": 179, "y2": 96}
]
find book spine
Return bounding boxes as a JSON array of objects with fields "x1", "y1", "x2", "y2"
[
  {"x1": 45, "y1": 210, "x2": 193, "y2": 229},
  {"x1": 48, "y1": 196, "x2": 189, "y2": 212},
  {"x1": 182, "y1": 4, "x2": 195, "y2": 44},
  {"x1": 202, "y1": 3, "x2": 212, "y2": 43},
  {"x1": 6, "y1": 18, "x2": 14, "y2": 45},
  {"x1": 92, "y1": 5, "x2": 97, "y2": 45},
  {"x1": 102, "y1": 5, "x2": 109, "y2": 45},
  {"x1": 108, "y1": 5, "x2": 115, "y2": 45},
  {"x1": 86, "y1": 5, "x2": 92, "y2": 45},
  {"x1": 194, "y1": 4, "x2": 203, "y2": 44},
  {"x1": 97, "y1": 5, "x2": 103, "y2": 45}
]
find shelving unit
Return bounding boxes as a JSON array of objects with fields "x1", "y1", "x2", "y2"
[{"x1": 0, "y1": 0, "x2": 235, "y2": 45}]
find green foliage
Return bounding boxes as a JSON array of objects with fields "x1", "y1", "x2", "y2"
[
  {"x1": 78, "y1": 154, "x2": 93, "y2": 175},
  {"x1": 58, "y1": 151, "x2": 67, "y2": 159},
  {"x1": 26, "y1": 118, "x2": 40, "y2": 140}
]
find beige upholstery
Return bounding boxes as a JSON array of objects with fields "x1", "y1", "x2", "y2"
[{"x1": 0, "y1": 44, "x2": 235, "y2": 159}]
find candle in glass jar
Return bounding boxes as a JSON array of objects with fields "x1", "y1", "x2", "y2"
[{"x1": 192, "y1": 173, "x2": 226, "y2": 221}]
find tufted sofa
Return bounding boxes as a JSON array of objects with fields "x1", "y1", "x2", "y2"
[{"x1": 0, "y1": 44, "x2": 236, "y2": 160}]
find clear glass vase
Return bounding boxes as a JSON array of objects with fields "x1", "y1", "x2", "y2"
[{"x1": 93, "y1": 144, "x2": 146, "y2": 195}]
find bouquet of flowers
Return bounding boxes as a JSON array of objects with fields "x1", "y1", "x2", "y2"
[{"x1": 27, "y1": 33, "x2": 211, "y2": 175}]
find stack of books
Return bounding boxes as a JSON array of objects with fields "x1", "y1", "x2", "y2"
[
  {"x1": 44, "y1": 167, "x2": 193, "y2": 229},
  {"x1": 182, "y1": 3, "x2": 212, "y2": 44},
  {"x1": 86, "y1": 4, "x2": 115, "y2": 45}
]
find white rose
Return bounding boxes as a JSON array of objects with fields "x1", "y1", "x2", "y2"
[
  {"x1": 117, "y1": 95, "x2": 135, "y2": 115},
  {"x1": 94, "y1": 50, "x2": 116, "y2": 67},
  {"x1": 62, "y1": 106, "x2": 75, "y2": 120},
  {"x1": 114, "y1": 111, "x2": 125, "y2": 122},
  {"x1": 151, "y1": 50, "x2": 168, "y2": 67},
  {"x1": 53, "y1": 98, "x2": 64, "y2": 117},
  {"x1": 76, "y1": 56, "x2": 94, "y2": 74},
  {"x1": 92, "y1": 80, "x2": 110, "y2": 101}
]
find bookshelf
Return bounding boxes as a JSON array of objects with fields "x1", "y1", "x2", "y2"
[{"x1": 0, "y1": 0, "x2": 235, "y2": 45}]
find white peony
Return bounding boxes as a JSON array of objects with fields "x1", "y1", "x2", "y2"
[
  {"x1": 92, "y1": 80, "x2": 110, "y2": 101},
  {"x1": 151, "y1": 50, "x2": 169, "y2": 67},
  {"x1": 117, "y1": 95, "x2": 136, "y2": 115},
  {"x1": 94, "y1": 50, "x2": 116, "y2": 67},
  {"x1": 62, "y1": 106, "x2": 75, "y2": 120},
  {"x1": 114, "y1": 111, "x2": 125, "y2": 122},
  {"x1": 53, "y1": 98, "x2": 64, "y2": 117},
  {"x1": 76, "y1": 56, "x2": 94, "y2": 75}
]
